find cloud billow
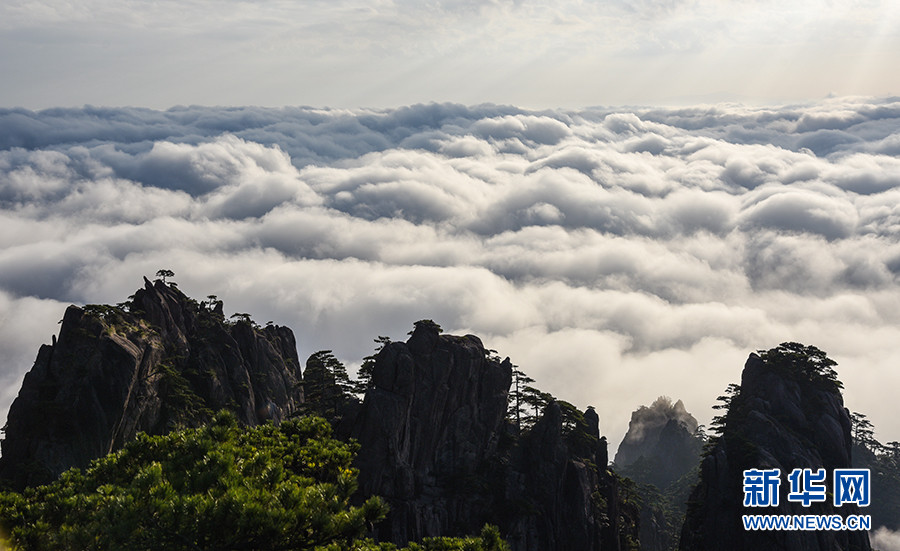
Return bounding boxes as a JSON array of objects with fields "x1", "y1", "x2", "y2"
[{"x1": 2, "y1": 97, "x2": 900, "y2": 449}]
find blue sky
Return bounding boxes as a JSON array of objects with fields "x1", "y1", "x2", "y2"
[{"x1": 1, "y1": 0, "x2": 899, "y2": 109}]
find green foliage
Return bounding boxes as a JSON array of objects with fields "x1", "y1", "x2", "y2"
[
  {"x1": 501, "y1": 364, "x2": 557, "y2": 434},
  {"x1": 155, "y1": 269, "x2": 175, "y2": 284},
  {"x1": 229, "y1": 312, "x2": 260, "y2": 329},
  {"x1": 313, "y1": 524, "x2": 508, "y2": 551},
  {"x1": 156, "y1": 361, "x2": 213, "y2": 428},
  {"x1": 520, "y1": 385, "x2": 554, "y2": 429},
  {"x1": 302, "y1": 351, "x2": 356, "y2": 423},
  {"x1": 353, "y1": 337, "x2": 391, "y2": 396},
  {"x1": 506, "y1": 366, "x2": 534, "y2": 433},
  {"x1": 609, "y1": 471, "x2": 641, "y2": 551},
  {"x1": 0, "y1": 412, "x2": 388, "y2": 550},
  {"x1": 850, "y1": 411, "x2": 876, "y2": 449},
  {"x1": 703, "y1": 343, "x2": 842, "y2": 460},
  {"x1": 757, "y1": 342, "x2": 842, "y2": 390},
  {"x1": 0, "y1": 411, "x2": 510, "y2": 550},
  {"x1": 80, "y1": 303, "x2": 153, "y2": 341},
  {"x1": 409, "y1": 320, "x2": 442, "y2": 335},
  {"x1": 199, "y1": 295, "x2": 224, "y2": 321},
  {"x1": 705, "y1": 383, "x2": 740, "y2": 451},
  {"x1": 82, "y1": 304, "x2": 125, "y2": 325},
  {"x1": 557, "y1": 401, "x2": 583, "y2": 434},
  {"x1": 399, "y1": 525, "x2": 509, "y2": 551}
]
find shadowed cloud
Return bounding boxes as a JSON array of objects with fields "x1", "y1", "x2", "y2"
[{"x1": 2, "y1": 98, "x2": 900, "y2": 450}]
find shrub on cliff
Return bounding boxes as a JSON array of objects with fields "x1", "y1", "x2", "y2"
[
  {"x1": 0, "y1": 411, "x2": 383, "y2": 550},
  {"x1": 0, "y1": 411, "x2": 507, "y2": 551},
  {"x1": 757, "y1": 341, "x2": 842, "y2": 391}
]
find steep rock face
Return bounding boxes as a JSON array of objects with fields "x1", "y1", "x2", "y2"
[
  {"x1": 679, "y1": 350, "x2": 871, "y2": 551},
  {"x1": 352, "y1": 321, "x2": 637, "y2": 550},
  {"x1": 352, "y1": 322, "x2": 513, "y2": 544},
  {"x1": 615, "y1": 398, "x2": 703, "y2": 551},
  {"x1": 616, "y1": 396, "x2": 702, "y2": 490},
  {"x1": 0, "y1": 278, "x2": 303, "y2": 489},
  {"x1": 504, "y1": 403, "x2": 629, "y2": 551},
  {"x1": 301, "y1": 351, "x2": 362, "y2": 428}
]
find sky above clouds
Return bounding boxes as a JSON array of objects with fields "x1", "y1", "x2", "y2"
[
  {"x1": 2, "y1": 99, "x2": 900, "y2": 451},
  {"x1": 1, "y1": 0, "x2": 899, "y2": 109}
]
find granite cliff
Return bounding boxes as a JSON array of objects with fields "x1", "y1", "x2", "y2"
[
  {"x1": 8, "y1": 284, "x2": 874, "y2": 551},
  {"x1": 0, "y1": 278, "x2": 303, "y2": 489},
  {"x1": 615, "y1": 397, "x2": 704, "y2": 551},
  {"x1": 349, "y1": 320, "x2": 639, "y2": 551},
  {"x1": 1, "y1": 286, "x2": 638, "y2": 550},
  {"x1": 679, "y1": 343, "x2": 871, "y2": 551}
]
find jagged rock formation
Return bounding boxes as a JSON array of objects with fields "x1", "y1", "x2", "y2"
[
  {"x1": 503, "y1": 402, "x2": 638, "y2": 551},
  {"x1": 0, "y1": 278, "x2": 303, "y2": 489},
  {"x1": 0, "y1": 284, "x2": 641, "y2": 549},
  {"x1": 616, "y1": 396, "x2": 702, "y2": 490},
  {"x1": 352, "y1": 320, "x2": 638, "y2": 551},
  {"x1": 300, "y1": 350, "x2": 362, "y2": 435},
  {"x1": 352, "y1": 322, "x2": 512, "y2": 544},
  {"x1": 615, "y1": 397, "x2": 703, "y2": 551},
  {"x1": 679, "y1": 346, "x2": 871, "y2": 551}
]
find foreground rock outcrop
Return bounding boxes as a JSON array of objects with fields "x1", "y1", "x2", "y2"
[
  {"x1": 0, "y1": 278, "x2": 303, "y2": 489},
  {"x1": 351, "y1": 320, "x2": 638, "y2": 551},
  {"x1": 0, "y1": 286, "x2": 637, "y2": 549},
  {"x1": 352, "y1": 322, "x2": 512, "y2": 544},
  {"x1": 679, "y1": 343, "x2": 871, "y2": 551}
]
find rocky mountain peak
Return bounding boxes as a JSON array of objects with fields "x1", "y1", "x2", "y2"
[
  {"x1": 616, "y1": 395, "x2": 699, "y2": 468},
  {"x1": 351, "y1": 321, "x2": 636, "y2": 550},
  {"x1": 679, "y1": 344, "x2": 871, "y2": 551},
  {"x1": 0, "y1": 278, "x2": 303, "y2": 490}
]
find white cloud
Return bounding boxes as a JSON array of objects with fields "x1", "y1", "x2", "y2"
[
  {"x1": 871, "y1": 527, "x2": 900, "y2": 551},
  {"x1": 2, "y1": 99, "x2": 900, "y2": 454},
  {"x1": 0, "y1": 292, "x2": 67, "y2": 428},
  {"x1": 740, "y1": 188, "x2": 858, "y2": 239}
]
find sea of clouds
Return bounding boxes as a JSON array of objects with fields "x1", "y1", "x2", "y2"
[{"x1": 2, "y1": 97, "x2": 899, "y2": 450}]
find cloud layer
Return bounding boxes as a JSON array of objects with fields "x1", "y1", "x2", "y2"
[
  {"x1": 1, "y1": 0, "x2": 899, "y2": 108},
  {"x1": 2, "y1": 97, "x2": 900, "y2": 450}
]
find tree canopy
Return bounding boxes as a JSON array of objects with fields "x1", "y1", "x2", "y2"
[
  {"x1": 0, "y1": 411, "x2": 508, "y2": 550},
  {"x1": 757, "y1": 342, "x2": 842, "y2": 390},
  {"x1": 155, "y1": 269, "x2": 175, "y2": 284},
  {"x1": 0, "y1": 412, "x2": 386, "y2": 550},
  {"x1": 301, "y1": 351, "x2": 355, "y2": 423}
]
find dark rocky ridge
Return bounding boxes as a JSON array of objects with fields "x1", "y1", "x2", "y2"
[
  {"x1": 0, "y1": 284, "x2": 640, "y2": 550},
  {"x1": 350, "y1": 321, "x2": 639, "y2": 550},
  {"x1": 351, "y1": 326, "x2": 512, "y2": 544},
  {"x1": 679, "y1": 350, "x2": 871, "y2": 551},
  {"x1": 0, "y1": 278, "x2": 303, "y2": 489}
]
